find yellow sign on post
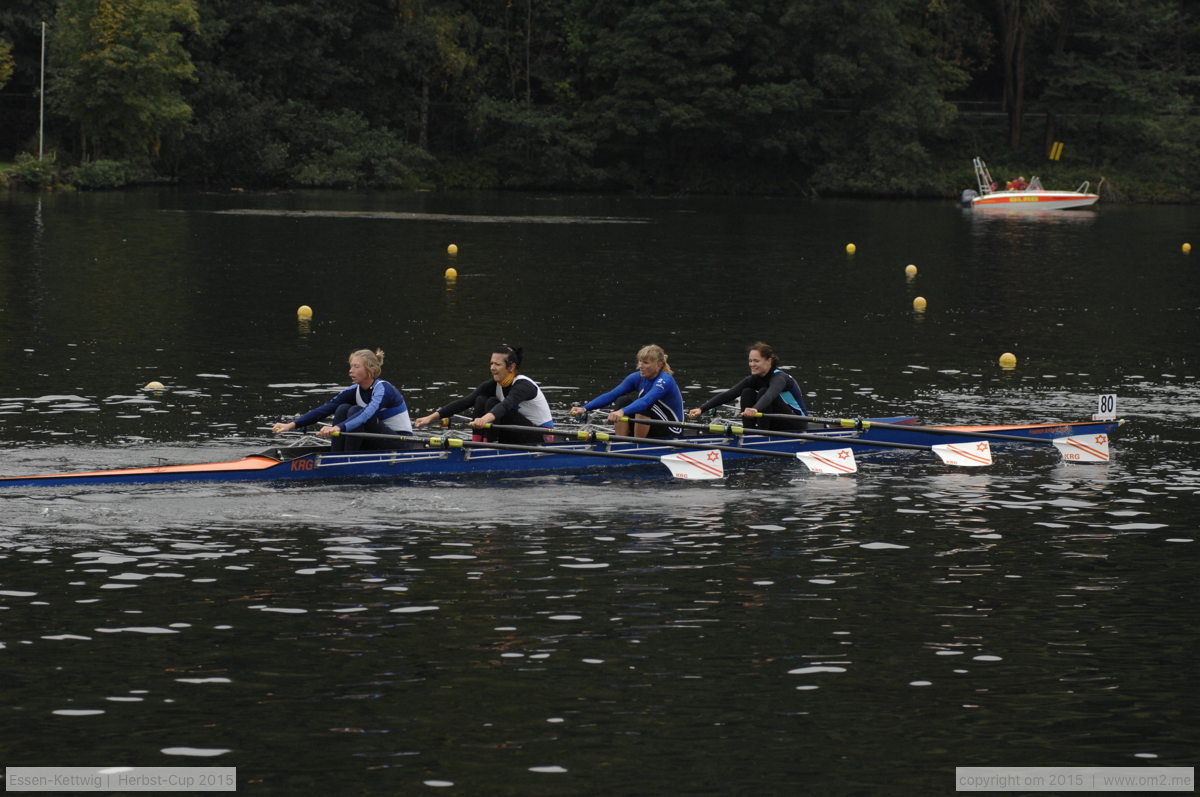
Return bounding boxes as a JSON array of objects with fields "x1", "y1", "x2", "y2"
[{"x1": 1049, "y1": 141, "x2": 1064, "y2": 161}]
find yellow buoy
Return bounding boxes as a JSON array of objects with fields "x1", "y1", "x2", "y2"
[
  {"x1": 912, "y1": 296, "x2": 927, "y2": 310},
  {"x1": 444, "y1": 267, "x2": 458, "y2": 280},
  {"x1": 447, "y1": 243, "x2": 459, "y2": 255},
  {"x1": 999, "y1": 352, "x2": 1017, "y2": 369},
  {"x1": 1184, "y1": 242, "x2": 1192, "y2": 254},
  {"x1": 143, "y1": 380, "x2": 165, "y2": 390},
  {"x1": 905, "y1": 264, "x2": 918, "y2": 277},
  {"x1": 296, "y1": 305, "x2": 313, "y2": 320},
  {"x1": 845, "y1": 243, "x2": 857, "y2": 255}
]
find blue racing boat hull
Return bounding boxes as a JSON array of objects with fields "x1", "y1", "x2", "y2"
[{"x1": 0, "y1": 417, "x2": 1123, "y2": 488}]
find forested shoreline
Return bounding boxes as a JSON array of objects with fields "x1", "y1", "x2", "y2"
[{"x1": 1, "y1": 0, "x2": 1197, "y2": 200}]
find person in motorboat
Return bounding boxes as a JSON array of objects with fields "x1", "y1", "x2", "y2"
[
  {"x1": 687, "y1": 341, "x2": 809, "y2": 430},
  {"x1": 272, "y1": 348, "x2": 412, "y2": 451},
  {"x1": 569, "y1": 344, "x2": 684, "y2": 439},
  {"x1": 414, "y1": 344, "x2": 553, "y2": 444}
]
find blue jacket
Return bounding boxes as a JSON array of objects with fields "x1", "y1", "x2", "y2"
[
  {"x1": 293, "y1": 379, "x2": 409, "y2": 432},
  {"x1": 583, "y1": 370, "x2": 684, "y2": 421}
]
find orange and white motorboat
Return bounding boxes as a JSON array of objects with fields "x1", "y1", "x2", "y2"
[{"x1": 961, "y1": 157, "x2": 1099, "y2": 211}]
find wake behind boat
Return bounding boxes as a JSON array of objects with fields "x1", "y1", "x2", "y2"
[
  {"x1": 961, "y1": 157, "x2": 1099, "y2": 211},
  {"x1": 0, "y1": 415, "x2": 1122, "y2": 489}
]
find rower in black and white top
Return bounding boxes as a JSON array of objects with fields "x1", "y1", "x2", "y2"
[{"x1": 414, "y1": 344, "x2": 554, "y2": 444}]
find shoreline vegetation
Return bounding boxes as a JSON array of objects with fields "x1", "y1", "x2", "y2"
[
  {"x1": 0, "y1": 155, "x2": 1189, "y2": 205},
  {"x1": 1, "y1": 1, "x2": 1197, "y2": 203}
]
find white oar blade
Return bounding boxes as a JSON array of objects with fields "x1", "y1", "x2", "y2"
[
  {"x1": 931, "y1": 440, "x2": 993, "y2": 467},
  {"x1": 795, "y1": 447, "x2": 857, "y2": 474},
  {"x1": 1052, "y1": 434, "x2": 1110, "y2": 463},
  {"x1": 660, "y1": 450, "x2": 724, "y2": 479}
]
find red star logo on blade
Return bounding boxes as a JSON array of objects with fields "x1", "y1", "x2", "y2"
[
  {"x1": 707, "y1": 451, "x2": 719, "y2": 462},
  {"x1": 976, "y1": 442, "x2": 988, "y2": 451},
  {"x1": 838, "y1": 450, "x2": 850, "y2": 459},
  {"x1": 1094, "y1": 435, "x2": 1107, "y2": 444}
]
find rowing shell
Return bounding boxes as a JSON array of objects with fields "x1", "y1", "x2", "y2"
[{"x1": 0, "y1": 417, "x2": 1122, "y2": 488}]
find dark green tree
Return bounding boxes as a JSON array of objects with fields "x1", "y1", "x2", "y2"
[
  {"x1": 992, "y1": 0, "x2": 1060, "y2": 152},
  {"x1": 566, "y1": 0, "x2": 820, "y2": 192},
  {"x1": 51, "y1": 0, "x2": 199, "y2": 160},
  {"x1": 0, "y1": 2, "x2": 57, "y2": 156},
  {"x1": 1040, "y1": 0, "x2": 1198, "y2": 178},
  {"x1": 802, "y1": 0, "x2": 968, "y2": 194},
  {"x1": 176, "y1": 0, "x2": 442, "y2": 187},
  {"x1": 0, "y1": 39, "x2": 14, "y2": 90}
]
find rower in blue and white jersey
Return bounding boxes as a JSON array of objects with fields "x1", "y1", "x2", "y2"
[
  {"x1": 272, "y1": 348, "x2": 412, "y2": 451},
  {"x1": 414, "y1": 344, "x2": 554, "y2": 445},
  {"x1": 688, "y1": 341, "x2": 809, "y2": 430},
  {"x1": 570, "y1": 344, "x2": 684, "y2": 438}
]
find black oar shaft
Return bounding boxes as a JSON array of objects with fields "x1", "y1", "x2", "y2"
[
  {"x1": 616, "y1": 416, "x2": 935, "y2": 452},
  {"x1": 332, "y1": 428, "x2": 665, "y2": 463},
  {"x1": 758, "y1": 413, "x2": 1055, "y2": 445},
  {"x1": 485, "y1": 424, "x2": 799, "y2": 460},
  {"x1": 323, "y1": 429, "x2": 423, "y2": 442}
]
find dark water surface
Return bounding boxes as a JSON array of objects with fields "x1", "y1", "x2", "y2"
[{"x1": 1, "y1": 190, "x2": 1197, "y2": 794}]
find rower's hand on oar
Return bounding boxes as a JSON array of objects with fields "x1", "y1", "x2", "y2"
[
  {"x1": 687, "y1": 408, "x2": 703, "y2": 419},
  {"x1": 606, "y1": 410, "x2": 623, "y2": 424},
  {"x1": 272, "y1": 421, "x2": 296, "y2": 435},
  {"x1": 741, "y1": 407, "x2": 759, "y2": 418},
  {"x1": 569, "y1": 406, "x2": 587, "y2": 418},
  {"x1": 315, "y1": 425, "x2": 338, "y2": 438},
  {"x1": 413, "y1": 413, "x2": 439, "y2": 429},
  {"x1": 470, "y1": 413, "x2": 496, "y2": 429}
]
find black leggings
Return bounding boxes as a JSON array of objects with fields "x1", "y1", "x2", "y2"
[
  {"x1": 473, "y1": 396, "x2": 550, "y2": 445},
  {"x1": 612, "y1": 392, "x2": 679, "y2": 439},
  {"x1": 739, "y1": 388, "x2": 808, "y2": 431},
  {"x1": 330, "y1": 404, "x2": 408, "y2": 452}
]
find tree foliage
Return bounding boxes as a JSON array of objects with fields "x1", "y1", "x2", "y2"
[
  {"x1": 0, "y1": 0, "x2": 1196, "y2": 197},
  {"x1": 0, "y1": 39, "x2": 14, "y2": 90},
  {"x1": 50, "y1": 0, "x2": 198, "y2": 160},
  {"x1": 1040, "y1": 0, "x2": 1198, "y2": 176}
]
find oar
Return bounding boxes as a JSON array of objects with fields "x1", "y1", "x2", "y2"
[
  {"x1": 328, "y1": 428, "x2": 724, "y2": 479},
  {"x1": 609, "y1": 415, "x2": 993, "y2": 469},
  {"x1": 754, "y1": 412, "x2": 1111, "y2": 463},
  {"x1": 484, "y1": 423, "x2": 857, "y2": 474}
]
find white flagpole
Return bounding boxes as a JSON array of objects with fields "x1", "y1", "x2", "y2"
[{"x1": 39, "y1": 21, "x2": 46, "y2": 160}]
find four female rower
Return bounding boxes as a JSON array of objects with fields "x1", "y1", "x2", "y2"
[
  {"x1": 569, "y1": 344, "x2": 684, "y2": 438},
  {"x1": 413, "y1": 344, "x2": 554, "y2": 444},
  {"x1": 272, "y1": 348, "x2": 412, "y2": 451},
  {"x1": 687, "y1": 341, "x2": 809, "y2": 430},
  {"x1": 278, "y1": 340, "x2": 806, "y2": 447}
]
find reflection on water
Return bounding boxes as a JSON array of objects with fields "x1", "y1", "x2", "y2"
[
  {"x1": 1, "y1": 192, "x2": 1197, "y2": 793},
  {"x1": 210, "y1": 208, "x2": 652, "y2": 224},
  {"x1": 966, "y1": 207, "x2": 1098, "y2": 225},
  {"x1": 2, "y1": 443, "x2": 1194, "y2": 789},
  {"x1": 1, "y1": 441, "x2": 1195, "y2": 791}
]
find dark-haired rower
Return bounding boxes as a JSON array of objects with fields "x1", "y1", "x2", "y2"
[
  {"x1": 414, "y1": 344, "x2": 553, "y2": 444},
  {"x1": 688, "y1": 341, "x2": 808, "y2": 430}
]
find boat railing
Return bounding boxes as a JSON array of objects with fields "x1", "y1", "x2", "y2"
[
  {"x1": 972, "y1": 157, "x2": 994, "y2": 195},
  {"x1": 1076, "y1": 180, "x2": 1090, "y2": 194}
]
